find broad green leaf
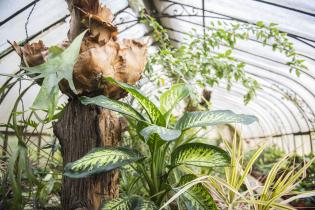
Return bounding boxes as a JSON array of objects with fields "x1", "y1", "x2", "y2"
[
  {"x1": 160, "y1": 83, "x2": 190, "y2": 114},
  {"x1": 179, "y1": 174, "x2": 217, "y2": 210},
  {"x1": 175, "y1": 110, "x2": 257, "y2": 130},
  {"x1": 23, "y1": 30, "x2": 86, "y2": 91},
  {"x1": 64, "y1": 147, "x2": 143, "y2": 178},
  {"x1": 100, "y1": 196, "x2": 157, "y2": 210},
  {"x1": 171, "y1": 143, "x2": 230, "y2": 168},
  {"x1": 140, "y1": 125, "x2": 181, "y2": 142},
  {"x1": 80, "y1": 96, "x2": 146, "y2": 122},
  {"x1": 22, "y1": 30, "x2": 86, "y2": 112},
  {"x1": 106, "y1": 77, "x2": 165, "y2": 125},
  {"x1": 32, "y1": 74, "x2": 59, "y2": 116}
]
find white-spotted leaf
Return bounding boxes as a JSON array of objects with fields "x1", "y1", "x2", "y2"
[
  {"x1": 106, "y1": 77, "x2": 165, "y2": 125},
  {"x1": 64, "y1": 147, "x2": 143, "y2": 178},
  {"x1": 175, "y1": 110, "x2": 257, "y2": 130},
  {"x1": 140, "y1": 125, "x2": 181, "y2": 142},
  {"x1": 160, "y1": 83, "x2": 190, "y2": 114},
  {"x1": 100, "y1": 196, "x2": 157, "y2": 210},
  {"x1": 178, "y1": 174, "x2": 218, "y2": 210},
  {"x1": 171, "y1": 143, "x2": 230, "y2": 168}
]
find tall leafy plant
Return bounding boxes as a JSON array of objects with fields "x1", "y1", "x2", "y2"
[
  {"x1": 0, "y1": 31, "x2": 86, "y2": 210},
  {"x1": 141, "y1": 13, "x2": 307, "y2": 104},
  {"x1": 64, "y1": 78, "x2": 257, "y2": 209},
  {"x1": 204, "y1": 136, "x2": 315, "y2": 210}
]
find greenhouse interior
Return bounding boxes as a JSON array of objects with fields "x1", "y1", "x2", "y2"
[{"x1": 0, "y1": 0, "x2": 315, "y2": 209}]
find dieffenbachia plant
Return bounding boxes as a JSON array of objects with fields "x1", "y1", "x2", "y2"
[{"x1": 64, "y1": 78, "x2": 258, "y2": 209}]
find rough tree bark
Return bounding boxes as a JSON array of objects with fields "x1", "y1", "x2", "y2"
[
  {"x1": 11, "y1": 0, "x2": 146, "y2": 208},
  {"x1": 53, "y1": 99, "x2": 121, "y2": 210}
]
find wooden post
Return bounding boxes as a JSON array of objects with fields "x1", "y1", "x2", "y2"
[{"x1": 53, "y1": 99, "x2": 120, "y2": 210}]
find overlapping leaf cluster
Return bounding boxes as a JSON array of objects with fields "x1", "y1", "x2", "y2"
[
  {"x1": 142, "y1": 13, "x2": 307, "y2": 104},
  {"x1": 64, "y1": 78, "x2": 257, "y2": 209}
]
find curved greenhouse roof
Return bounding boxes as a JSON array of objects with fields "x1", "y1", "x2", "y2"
[{"x1": 0, "y1": 0, "x2": 314, "y2": 154}]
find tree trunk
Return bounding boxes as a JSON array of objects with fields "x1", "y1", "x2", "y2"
[{"x1": 53, "y1": 99, "x2": 120, "y2": 210}]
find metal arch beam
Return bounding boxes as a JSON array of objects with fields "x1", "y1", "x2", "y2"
[
  {"x1": 217, "y1": 81, "x2": 301, "y2": 133},
  {"x1": 215, "y1": 87, "x2": 285, "y2": 136},
  {"x1": 218, "y1": 83, "x2": 299, "y2": 135},
  {"x1": 254, "y1": 78, "x2": 312, "y2": 132},
  {"x1": 0, "y1": 0, "x2": 40, "y2": 27},
  {"x1": 248, "y1": 73, "x2": 314, "y2": 152},
  {"x1": 213, "y1": 94, "x2": 273, "y2": 137},
  {"x1": 161, "y1": 16, "x2": 315, "y2": 62},
  {"x1": 159, "y1": 0, "x2": 315, "y2": 43},
  {"x1": 162, "y1": 24, "x2": 315, "y2": 78},
  {"x1": 216, "y1": 84, "x2": 299, "y2": 137},
  {"x1": 251, "y1": 0, "x2": 315, "y2": 18},
  {"x1": 254, "y1": 83, "x2": 304, "y2": 133},
  {"x1": 165, "y1": 24, "x2": 315, "y2": 77},
  {"x1": 212, "y1": 94, "x2": 267, "y2": 136},
  {"x1": 214, "y1": 94, "x2": 287, "y2": 150},
  {"x1": 246, "y1": 66, "x2": 315, "y2": 127},
  {"x1": 216, "y1": 83, "x2": 304, "y2": 150},
  {"x1": 215, "y1": 87, "x2": 304, "y2": 151},
  {"x1": 0, "y1": 4, "x2": 141, "y2": 58},
  {"x1": 217, "y1": 87, "x2": 295, "y2": 150}
]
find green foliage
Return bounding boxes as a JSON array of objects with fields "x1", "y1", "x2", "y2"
[
  {"x1": 0, "y1": 31, "x2": 85, "y2": 209},
  {"x1": 65, "y1": 79, "x2": 257, "y2": 208},
  {"x1": 107, "y1": 77, "x2": 165, "y2": 125},
  {"x1": 248, "y1": 146, "x2": 315, "y2": 207},
  {"x1": 206, "y1": 136, "x2": 315, "y2": 210},
  {"x1": 175, "y1": 110, "x2": 258, "y2": 130},
  {"x1": 100, "y1": 196, "x2": 157, "y2": 210},
  {"x1": 248, "y1": 144, "x2": 285, "y2": 176},
  {"x1": 160, "y1": 83, "x2": 191, "y2": 114},
  {"x1": 141, "y1": 12, "x2": 307, "y2": 104},
  {"x1": 139, "y1": 125, "x2": 181, "y2": 142},
  {"x1": 81, "y1": 95, "x2": 145, "y2": 122},
  {"x1": 22, "y1": 30, "x2": 86, "y2": 117},
  {"x1": 171, "y1": 143, "x2": 230, "y2": 168},
  {"x1": 64, "y1": 147, "x2": 143, "y2": 178},
  {"x1": 179, "y1": 174, "x2": 218, "y2": 210}
]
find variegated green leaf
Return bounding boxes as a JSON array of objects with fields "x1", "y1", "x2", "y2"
[
  {"x1": 179, "y1": 174, "x2": 217, "y2": 210},
  {"x1": 80, "y1": 96, "x2": 146, "y2": 122},
  {"x1": 175, "y1": 110, "x2": 257, "y2": 130},
  {"x1": 64, "y1": 147, "x2": 142, "y2": 178},
  {"x1": 140, "y1": 125, "x2": 181, "y2": 142},
  {"x1": 106, "y1": 77, "x2": 165, "y2": 126},
  {"x1": 100, "y1": 196, "x2": 157, "y2": 210},
  {"x1": 160, "y1": 83, "x2": 190, "y2": 114},
  {"x1": 171, "y1": 143, "x2": 230, "y2": 168}
]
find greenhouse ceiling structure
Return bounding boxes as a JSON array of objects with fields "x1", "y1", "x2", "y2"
[{"x1": 1, "y1": 0, "x2": 315, "y2": 155}]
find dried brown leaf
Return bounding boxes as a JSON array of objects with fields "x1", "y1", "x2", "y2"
[{"x1": 12, "y1": 40, "x2": 48, "y2": 67}]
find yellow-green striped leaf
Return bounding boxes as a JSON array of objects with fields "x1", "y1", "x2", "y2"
[
  {"x1": 175, "y1": 110, "x2": 257, "y2": 130},
  {"x1": 171, "y1": 143, "x2": 230, "y2": 168},
  {"x1": 160, "y1": 83, "x2": 190, "y2": 114},
  {"x1": 100, "y1": 196, "x2": 157, "y2": 210},
  {"x1": 179, "y1": 174, "x2": 218, "y2": 210},
  {"x1": 64, "y1": 147, "x2": 143, "y2": 178},
  {"x1": 80, "y1": 96, "x2": 146, "y2": 122},
  {"x1": 106, "y1": 77, "x2": 165, "y2": 126},
  {"x1": 140, "y1": 125, "x2": 181, "y2": 142}
]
